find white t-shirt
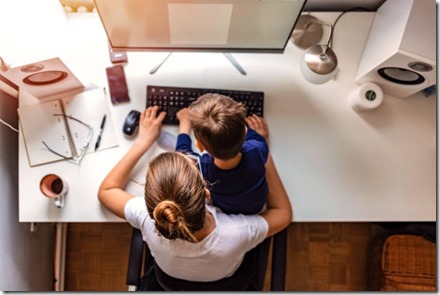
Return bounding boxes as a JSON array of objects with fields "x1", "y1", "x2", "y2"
[{"x1": 125, "y1": 197, "x2": 269, "y2": 282}]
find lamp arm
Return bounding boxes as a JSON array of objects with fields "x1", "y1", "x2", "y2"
[{"x1": 325, "y1": 23, "x2": 334, "y2": 47}]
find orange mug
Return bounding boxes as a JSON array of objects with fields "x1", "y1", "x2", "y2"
[{"x1": 40, "y1": 174, "x2": 69, "y2": 208}]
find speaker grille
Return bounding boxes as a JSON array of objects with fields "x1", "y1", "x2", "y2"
[{"x1": 377, "y1": 67, "x2": 425, "y2": 85}]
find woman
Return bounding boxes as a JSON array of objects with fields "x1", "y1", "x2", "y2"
[{"x1": 98, "y1": 106, "x2": 292, "y2": 283}]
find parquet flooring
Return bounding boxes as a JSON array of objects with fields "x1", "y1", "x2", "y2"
[
  {"x1": 283, "y1": 222, "x2": 375, "y2": 291},
  {"x1": 65, "y1": 222, "x2": 377, "y2": 291},
  {"x1": 65, "y1": 223, "x2": 132, "y2": 291}
]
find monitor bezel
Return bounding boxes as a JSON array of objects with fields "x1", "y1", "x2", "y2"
[{"x1": 94, "y1": 0, "x2": 307, "y2": 54}]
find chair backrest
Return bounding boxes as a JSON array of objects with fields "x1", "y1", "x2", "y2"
[{"x1": 126, "y1": 227, "x2": 288, "y2": 291}]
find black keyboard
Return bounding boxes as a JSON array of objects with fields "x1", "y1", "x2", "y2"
[{"x1": 146, "y1": 85, "x2": 264, "y2": 125}]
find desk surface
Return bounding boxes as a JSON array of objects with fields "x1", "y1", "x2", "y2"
[{"x1": 7, "y1": 11, "x2": 436, "y2": 222}]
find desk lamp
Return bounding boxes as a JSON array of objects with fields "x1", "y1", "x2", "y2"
[{"x1": 292, "y1": 15, "x2": 338, "y2": 84}]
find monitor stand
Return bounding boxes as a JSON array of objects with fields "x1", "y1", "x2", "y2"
[
  {"x1": 149, "y1": 52, "x2": 247, "y2": 75},
  {"x1": 223, "y1": 53, "x2": 247, "y2": 75}
]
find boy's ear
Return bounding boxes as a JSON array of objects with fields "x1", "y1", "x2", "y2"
[
  {"x1": 204, "y1": 188, "x2": 211, "y2": 200},
  {"x1": 196, "y1": 140, "x2": 205, "y2": 152}
]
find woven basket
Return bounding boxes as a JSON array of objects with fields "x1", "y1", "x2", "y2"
[{"x1": 380, "y1": 235, "x2": 436, "y2": 291}]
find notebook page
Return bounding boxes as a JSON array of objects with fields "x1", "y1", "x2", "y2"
[
  {"x1": 62, "y1": 88, "x2": 119, "y2": 156},
  {"x1": 18, "y1": 100, "x2": 72, "y2": 167}
]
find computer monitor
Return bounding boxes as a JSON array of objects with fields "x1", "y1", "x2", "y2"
[{"x1": 93, "y1": 0, "x2": 307, "y2": 53}]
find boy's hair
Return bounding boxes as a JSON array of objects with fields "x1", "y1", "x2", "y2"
[{"x1": 188, "y1": 93, "x2": 247, "y2": 160}]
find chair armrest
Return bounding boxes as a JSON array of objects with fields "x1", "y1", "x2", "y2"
[
  {"x1": 126, "y1": 228, "x2": 145, "y2": 289},
  {"x1": 270, "y1": 227, "x2": 288, "y2": 291}
]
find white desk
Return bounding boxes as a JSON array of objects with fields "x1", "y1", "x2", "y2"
[{"x1": 9, "y1": 12, "x2": 436, "y2": 222}]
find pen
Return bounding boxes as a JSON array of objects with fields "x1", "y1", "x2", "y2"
[{"x1": 94, "y1": 114, "x2": 107, "y2": 151}]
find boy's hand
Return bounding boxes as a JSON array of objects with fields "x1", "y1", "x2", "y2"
[
  {"x1": 246, "y1": 114, "x2": 269, "y2": 142},
  {"x1": 176, "y1": 108, "x2": 191, "y2": 134},
  {"x1": 136, "y1": 106, "x2": 166, "y2": 149}
]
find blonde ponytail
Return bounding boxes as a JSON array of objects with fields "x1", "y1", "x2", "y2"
[{"x1": 153, "y1": 200, "x2": 198, "y2": 243}]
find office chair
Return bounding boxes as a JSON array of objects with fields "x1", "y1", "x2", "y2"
[{"x1": 126, "y1": 227, "x2": 288, "y2": 291}]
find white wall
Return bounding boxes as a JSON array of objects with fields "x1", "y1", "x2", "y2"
[{"x1": 0, "y1": 91, "x2": 54, "y2": 291}]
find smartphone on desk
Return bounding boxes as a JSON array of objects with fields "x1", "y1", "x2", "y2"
[{"x1": 106, "y1": 65, "x2": 130, "y2": 104}]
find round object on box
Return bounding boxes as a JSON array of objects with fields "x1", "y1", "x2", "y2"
[{"x1": 23, "y1": 70, "x2": 68, "y2": 85}]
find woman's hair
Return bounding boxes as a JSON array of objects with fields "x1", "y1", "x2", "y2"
[
  {"x1": 189, "y1": 93, "x2": 247, "y2": 160},
  {"x1": 145, "y1": 152, "x2": 207, "y2": 243}
]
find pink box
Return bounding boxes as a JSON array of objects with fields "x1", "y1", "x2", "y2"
[{"x1": 0, "y1": 57, "x2": 84, "y2": 101}]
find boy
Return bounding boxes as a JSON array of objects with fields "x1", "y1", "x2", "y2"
[{"x1": 176, "y1": 93, "x2": 269, "y2": 214}]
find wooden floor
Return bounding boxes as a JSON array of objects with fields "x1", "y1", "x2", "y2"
[{"x1": 64, "y1": 222, "x2": 381, "y2": 291}]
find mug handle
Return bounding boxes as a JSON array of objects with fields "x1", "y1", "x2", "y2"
[{"x1": 54, "y1": 194, "x2": 65, "y2": 208}]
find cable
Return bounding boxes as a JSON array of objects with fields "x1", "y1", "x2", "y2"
[
  {"x1": 329, "y1": 7, "x2": 371, "y2": 48},
  {"x1": 0, "y1": 118, "x2": 18, "y2": 133}
]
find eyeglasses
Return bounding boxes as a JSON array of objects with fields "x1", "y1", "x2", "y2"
[
  {"x1": 184, "y1": 153, "x2": 203, "y2": 177},
  {"x1": 130, "y1": 152, "x2": 204, "y2": 187},
  {"x1": 42, "y1": 114, "x2": 93, "y2": 164}
]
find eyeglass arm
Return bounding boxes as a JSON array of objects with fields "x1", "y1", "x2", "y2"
[{"x1": 42, "y1": 114, "x2": 94, "y2": 164}]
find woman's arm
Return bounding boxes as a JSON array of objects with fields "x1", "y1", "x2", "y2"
[
  {"x1": 98, "y1": 106, "x2": 166, "y2": 219},
  {"x1": 260, "y1": 154, "x2": 292, "y2": 237}
]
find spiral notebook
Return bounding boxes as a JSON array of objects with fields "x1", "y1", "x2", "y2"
[{"x1": 18, "y1": 88, "x2": 119, "y2": 167}]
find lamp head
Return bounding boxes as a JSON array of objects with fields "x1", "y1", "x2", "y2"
[
  {"x1": 291, "y1": 15, "x2": 324, "y2": 50},
  {"x1": 301, "y1": 44, "x2": 338, "y2": 84},
  {"x1": 304, "y1": 44, "x2": 337, "y2": 74}
]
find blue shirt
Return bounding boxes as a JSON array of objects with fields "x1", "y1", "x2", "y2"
[{"x1": 176, "y1": 127, "x2": 269, "y2": 214}]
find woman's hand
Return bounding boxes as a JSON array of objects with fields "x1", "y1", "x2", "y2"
[{"x1": 136, "y1": 106, "x2": 166, "y2": 150}]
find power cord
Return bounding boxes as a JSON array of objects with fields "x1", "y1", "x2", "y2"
[
  {"x1": 329, "y1": 7, "x2": 372, "y2": 49},
  {"x1": 0, "y1": 118, "x2": 18, "y2": 133}
]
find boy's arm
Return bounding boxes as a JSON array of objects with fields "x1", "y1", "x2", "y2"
[
  {"x1": 246, "y1": 127, "x2": 267, "y2": 143},
  {"x1": 176, "y1": 108, "x2": 191, "y2": 135},
  {"x1": 245, "y1": 114, "x2": 269, "y2": 143},
  {"x1": 175, "y1": 108, "x2": 195, "y2": 153},
  {"x1": 246, "y1": 115, "x2": 291, "y2": 236},
  {"x1": 245, "y1": 114, "x2": 269, "y2": 162},
  {"x1": 176, "y1": 133, "x2": 194, "y2": 153}
]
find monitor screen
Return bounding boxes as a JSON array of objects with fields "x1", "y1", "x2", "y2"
[{"x1": 93, "y1": 0, "x2": 307, "y2": 53}]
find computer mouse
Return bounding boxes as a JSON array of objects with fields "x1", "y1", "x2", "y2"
[{"x1": 123, "y1": 110, "x2": 141, "y2": 136}]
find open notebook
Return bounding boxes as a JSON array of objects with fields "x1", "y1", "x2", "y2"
[{"x1": 18, "y1": 88, "x2": 119, "y2": 167}]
